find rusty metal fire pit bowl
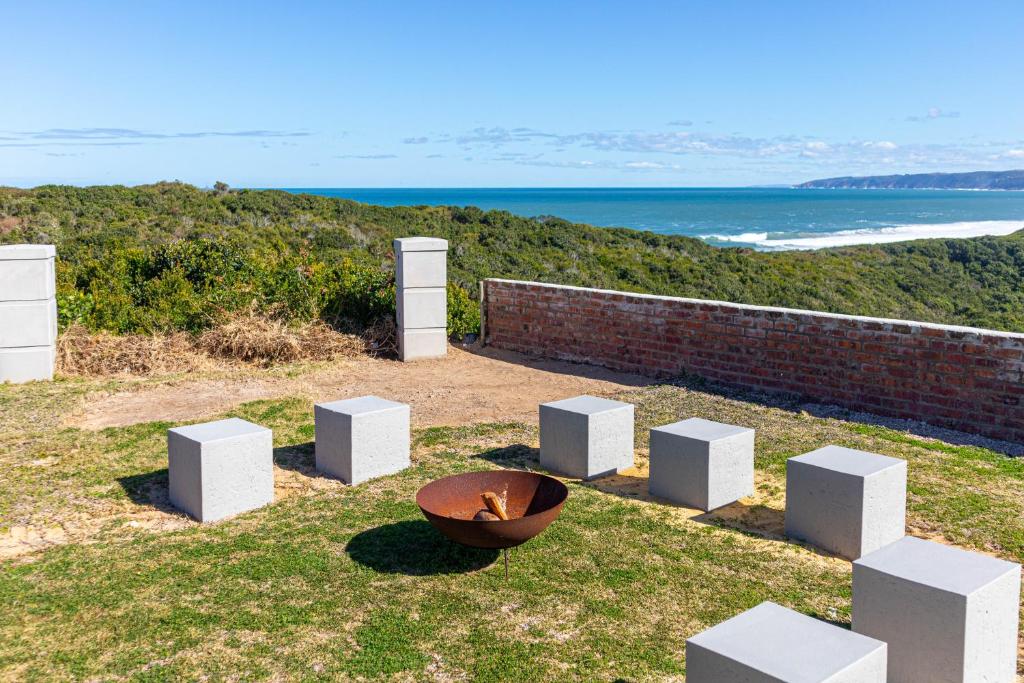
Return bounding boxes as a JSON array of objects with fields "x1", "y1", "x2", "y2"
[{"x1": 416, "y1": 470, "x2": 568, "y2": 577}]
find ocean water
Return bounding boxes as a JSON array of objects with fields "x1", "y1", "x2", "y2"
[{"x1": 283, "y1": 188, "x2": 1024, "y2": 250}]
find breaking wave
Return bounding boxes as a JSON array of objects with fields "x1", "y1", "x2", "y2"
[{"x1": 700, "y1": 220, "x2": 1023, "y2": 250}]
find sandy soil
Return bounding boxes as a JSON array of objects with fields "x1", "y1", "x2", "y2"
[{"x1": 66, "y1": 345, "x2": 653, "y2": 431}]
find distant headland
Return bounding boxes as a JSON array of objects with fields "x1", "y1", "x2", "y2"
[{"x1": 797, "y1": 169, "x2": 1024, "y2": 190}]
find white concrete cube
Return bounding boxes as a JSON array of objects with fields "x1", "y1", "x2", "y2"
[
  {"x1": 314, "y1": 395, "x2": 410, "y2": 485},
  {"x1": 853, "y1": 536, "x2": 1021, "y2": 683},
  {"x1": 649, "y1": 418, "x2": 754, "y2": 511},
  {"x1": 686, "y1": 601, "x2": 887, "y2": 682},
  {"x1": 785, "y1": 445, "x2": 906, "y2": 559},
  {"x1": 539, "y1": 395, "x2": 634, "y2": 479},
  {"x1": 394, "y1": 237, "x2": 447, "y2": 289},
  {"x1": 398, "y1": 328, "x2": 448, "y2": 361},
  {"x1": 167, "y1": 418, "x2": 274, "y2": 523},
  {"x1": 397, "y1": 287, "x2": 447, "y2": 329},
  {"x1": 0, "y1": 244, "x2": 56, "y2": 301},
  {"x1": 0, "y1": 345, "x2": 55, "y2": 383},
  {"x1": 0, "y1": 299, "x2": 57, "y2": 348}
]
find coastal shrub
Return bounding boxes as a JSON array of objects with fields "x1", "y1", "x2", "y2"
[
  {"x1": 4, "y1": 182, "x2": 1024, "y2": 336},
  {"x1": 446, "y1": 282, "x2": 480, "y2": 340},
  {"x1": 321, "y1": 257, "x2": 396, "y2": 327},
  {"x1": 47, "y1": 234, "x2": 480, "y2": 341}
]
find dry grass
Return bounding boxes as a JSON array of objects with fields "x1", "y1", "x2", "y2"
[
  {"x1": 55, "y1": 325, "x2": 213, "y2": 376},
  {"x1": 55, "y1": 312, "x2": 390, "y2": 377},
  {"x1": 197, "y1": 315, "x2": 363, "y2": 366}
]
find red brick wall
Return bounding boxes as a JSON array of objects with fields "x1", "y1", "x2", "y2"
[{"x1": 482, "y1": 279, "x2": 1024, "y2": 444}]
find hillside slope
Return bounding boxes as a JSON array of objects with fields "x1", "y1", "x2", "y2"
[
  {"x1": 2, "y1": 183, "x2": 1024, "y2": 333},
  {"x1": 798, "y1": 169, "x2": 1024, "y2": 190}
]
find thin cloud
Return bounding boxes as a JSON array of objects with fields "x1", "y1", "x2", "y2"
[
  {"x1": 515, "y1": 159, "x2": 598, "y2": 169},
  {"x1": 334, "y1": 154, "x2": 398, "y2": 159},
  {"x1": 906, "y1": 107, "x2": 960, "y2": 122},
  {"x1": 514, "y1": 158, "x2": 683, "y2": 172},
  {"x1": 667, "y1": 119, "x2": 693, "y2": 127},
  {"x1": 454, "y1": 127, "x2": 561, "y2": 146},
  {"x1": 13, "y1": 127, "x2": 310, "y2": 140},
  {"x1": 623, "y1": 160, "x2": 681, "y2": 170},
  {"x1": 402, "y1": 136, "x2": 429, "y2": 144},
  {"x1": 427, "y1": 124, "x2": 1014, "y2": 169},
  {"x1": 0, "y1": 141, "x2": 143, "y2": 148}
]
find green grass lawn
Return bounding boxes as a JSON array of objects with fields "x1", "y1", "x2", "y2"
[{"x1": 1, "y1": 377, "x2": 1022, "y2": 681}]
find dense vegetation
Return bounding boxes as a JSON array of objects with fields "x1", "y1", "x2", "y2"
[{"x1": 2, "y1": 182, "x2": 1024, "y2": 335}]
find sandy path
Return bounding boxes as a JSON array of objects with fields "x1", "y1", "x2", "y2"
[{"x1": 66, "y1": 346, "x2": 652, "y2": 430}]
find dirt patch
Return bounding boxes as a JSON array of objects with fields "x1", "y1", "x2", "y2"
[
  {"x1": 0, "y1": 499, "x2": 194, "y2": 561},
  {"x1": 0, "y1": 525, "x2": 69, "y2": 559},
  {"x1": 66, "y1": 346, "x2": 653, "y2": 431},
  {"x1": 0, "y1": 458, "x2": 354, "y2": 561},
  {"x1": 585, "y1": 465, "x2": 789, "y2": 538}
]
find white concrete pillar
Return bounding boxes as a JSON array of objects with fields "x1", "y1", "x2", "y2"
[
  {"x1": 394, "y1": 237, "x2": 447, "y2": 361},
  {"x1": 0, "y1": 245, "x2": 57, "y2": 383}
]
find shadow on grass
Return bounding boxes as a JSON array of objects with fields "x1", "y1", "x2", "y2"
[
  {"x1": 466, "y1": 345, "x2": 654, "y2": 388},
  {"x1": 118, "y1": 441, "x2": 324, "y2": 513},
  {"x1": 274, "y1": 440, "x2": 317, "y2": 475},
  {"x1": 475, "y1": 443, "x2": 797, "y2": 543},
  {"x1": 691, "y1": 500, "x2": 787, "y2": 539},
  {"x1": 118, "y1": 468, "x2": 178, "y2": 513},
  {"x1": 582, "y1": 469, "x2": 649, "y2": 500},
  {"x1": 475, "y1": 443, "x2": 540, "y2": 469},
  {"x1": 693, "y1": 501, "x2": 849, "y2": 563},
  {"x1": 346, "y1": 520, "x2": 500, "y2": 575},
  {"x1": 580, "y1": 469, "x2": 794, "y2": 542}
]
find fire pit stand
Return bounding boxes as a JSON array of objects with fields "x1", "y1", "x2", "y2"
[{"x1": 416, "y1": 470, "x2": 569, "y2": 579}]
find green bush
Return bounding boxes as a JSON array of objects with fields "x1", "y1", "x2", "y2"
[
  {"x1": 446, "y1": 283, "x2": 480, "y2": 340},
  {"x1": 321, "y1": 258, "x2": 396, "y2": 327},
  {"x1": 46, "y1": 235, "x2": 481, "y2": 339}
]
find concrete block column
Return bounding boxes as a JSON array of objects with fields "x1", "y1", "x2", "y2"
[
  {"x1": 0, "y1": 244, "x2": 57, "y2": 383},
  {"x1": 394, "y1": 237, "x2": 447, "y2": 361}
]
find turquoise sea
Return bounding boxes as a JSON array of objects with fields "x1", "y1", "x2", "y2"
[{"x1": 283, "y1": 188, "x2": 1024, "y2": 250}]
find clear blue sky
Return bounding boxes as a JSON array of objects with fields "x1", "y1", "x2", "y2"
[{"x1": 3, "y1": 1, "x2": 1022, "y2": 187}]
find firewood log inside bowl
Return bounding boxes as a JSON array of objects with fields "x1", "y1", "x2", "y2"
[{"x1": 416, "y1": 470, "x2": 569, "y2": 549}]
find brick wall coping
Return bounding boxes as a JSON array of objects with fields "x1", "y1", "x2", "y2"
[{"x1": 483, "y1": 278, "x2": 1024, "y2": 341}]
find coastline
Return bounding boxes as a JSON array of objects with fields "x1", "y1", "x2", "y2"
[
  {"x1": 701, "y1": 219, "x2": 1024, "y2": 250},
  {"x1": 792, "y1": 186, "x2": 1024, "y2": 192},
  {"x1": 286, "y1": 186, "x2": 1024, "y2": 252}
]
